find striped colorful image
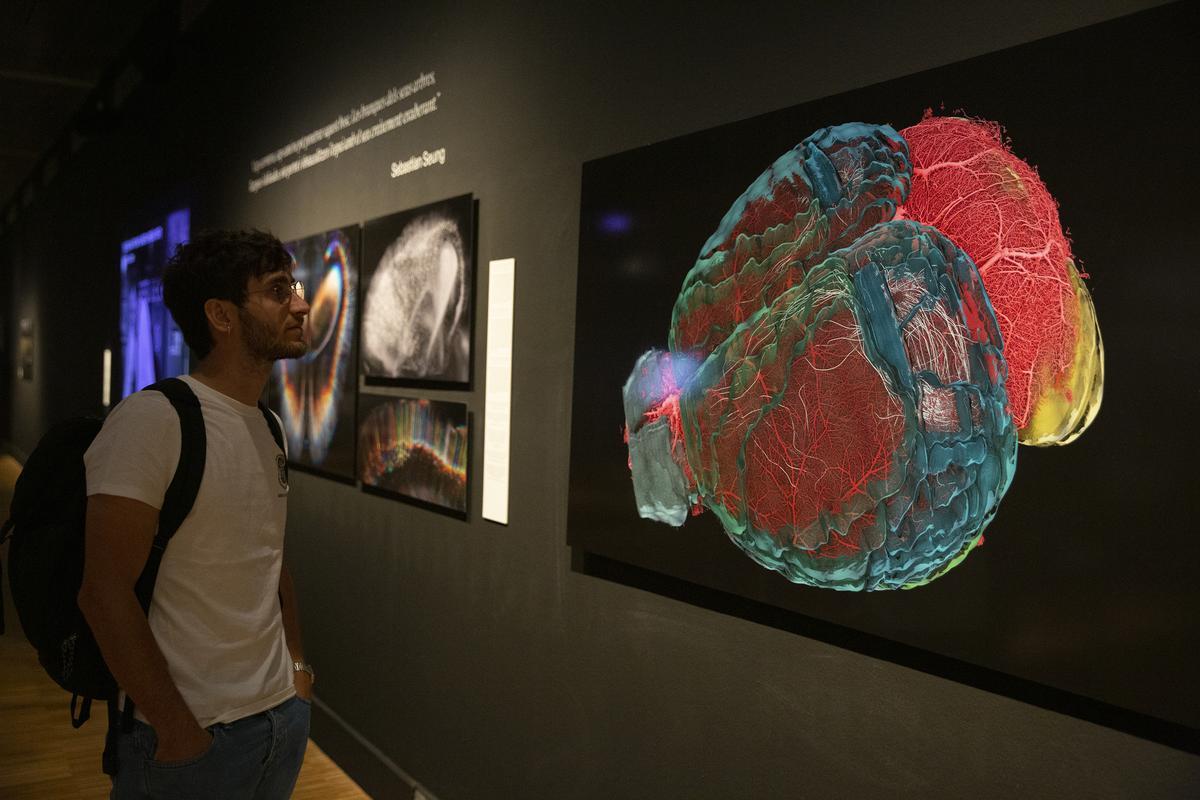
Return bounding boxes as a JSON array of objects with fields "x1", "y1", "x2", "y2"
[{"x1": 357, "y1": 393, "x2": 469, "y2": 517}]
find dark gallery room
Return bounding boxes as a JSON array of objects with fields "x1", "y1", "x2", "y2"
[{"x1": 1, "y1": 1, "x2": 1197, "y2": 798}]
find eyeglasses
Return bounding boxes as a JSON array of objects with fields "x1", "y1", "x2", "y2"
[{"x1": 246, "y1": 280, "x2": 305, "y2": 304}]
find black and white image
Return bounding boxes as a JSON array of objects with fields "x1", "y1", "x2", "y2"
[{"x1": 360, "y1": 194, "x2": 474, "y2": 387}]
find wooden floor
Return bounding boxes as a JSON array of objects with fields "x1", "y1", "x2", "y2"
[{"x1": 0, "y1": 455, "x2": 370, "y2": 799}]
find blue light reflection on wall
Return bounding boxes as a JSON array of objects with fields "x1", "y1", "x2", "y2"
[
  {"x1": 598, "y1": 211, "x2": 633, "y2": 236},
  {"x1": 119, "y1": 209, "x2": 190, "y2": 399}
]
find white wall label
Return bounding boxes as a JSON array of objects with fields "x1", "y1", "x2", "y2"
[
  {"x1": 102, "y1": 348, "x2": 112, "y2": 408},
  {"x1": 481, "y1": 258, "x2": 515, "y2": 525}
]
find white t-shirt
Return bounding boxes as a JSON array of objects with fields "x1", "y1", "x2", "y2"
[{"x1": 84, "y1": 375, "x2": 295, "y2": 727}]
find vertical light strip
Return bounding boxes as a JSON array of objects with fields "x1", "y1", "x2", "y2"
[
  {"x1": 102, "y1": 348, "x2": 112, "y2": 408},
  {"x1": 482, "y1": 258, "x2": 515, "y2": 525}
]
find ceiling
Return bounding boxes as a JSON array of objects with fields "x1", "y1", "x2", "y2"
[{"x1": 0, "y1": 0, "x2": 164, "y2": 211}]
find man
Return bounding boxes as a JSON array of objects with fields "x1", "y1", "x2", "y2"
[{"x1": 78, "y1": 229, "x2": 315, "y2": 800}]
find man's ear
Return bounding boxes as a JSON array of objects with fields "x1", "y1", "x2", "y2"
[{"x1": 204, "y1": 298, "x2": 236, "y2": 335}]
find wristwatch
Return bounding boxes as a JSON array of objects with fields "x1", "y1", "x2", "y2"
[{"x1": 292, "y1": 660, "x2": 315, "y2": 684}]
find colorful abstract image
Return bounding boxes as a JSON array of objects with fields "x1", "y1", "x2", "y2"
[
  {"x1": 272, "y1": 226, "x2": 359, "y2": 480},
  {"x1": 357, "y1": 394, "x2": 469, "y2": 516}
]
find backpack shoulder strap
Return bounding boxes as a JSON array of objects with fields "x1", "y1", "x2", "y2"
[
  {"x1": 258, "y1": 403, "x2": 287, "y2": 500},
  {"x1": 132, "y1": 377, "x2": 206, "y2": 612},
  {"x1": 258, "y1": 402, "x2": 285, "y2": 455},
  {"x1": 114, "y1": 377, "x2": 208, "y2": 743}
]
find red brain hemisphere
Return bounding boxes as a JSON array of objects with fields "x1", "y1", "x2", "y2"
[
  {"x1": 687, "y1": 276, "x2": 905, "y2": 551},
  {"x1": 900, "y1": 115, "x2": 1078, "y2": 432}
]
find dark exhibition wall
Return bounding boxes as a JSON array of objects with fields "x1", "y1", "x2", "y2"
[{"x1": 3, "y1": 1, "x2": 1198, "y2": 798}]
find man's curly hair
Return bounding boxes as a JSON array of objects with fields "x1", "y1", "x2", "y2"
[{"x1": 162, "y1": 229, "x2": 293, "y2": 359}]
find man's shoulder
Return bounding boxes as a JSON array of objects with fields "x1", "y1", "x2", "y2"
[
  {"x1": 107, "y1": 386, "x2": 176, "y2": 420},
  {"x1": 93, "y1": 388, "x2": 183, "y2": 449}
]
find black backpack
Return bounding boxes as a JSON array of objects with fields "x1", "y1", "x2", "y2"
[
  {"x1": 0, "y1": 377, "x2": 285, "y2": 775},
  {"x1": 0, "y1": 379, "x2": 207, "y2": 726}
]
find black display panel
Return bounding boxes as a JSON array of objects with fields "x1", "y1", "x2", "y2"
[
  {"x1": 568, "y1": 1, "x2": 1199, "y2": 738},
  {"x1": 269, "y1": 225, "x2": 360, "y2": 482}
]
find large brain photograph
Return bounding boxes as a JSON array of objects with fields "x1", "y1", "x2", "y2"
[{"x1": 622, "y1": 116, "x2": 1102, "y2": 591}]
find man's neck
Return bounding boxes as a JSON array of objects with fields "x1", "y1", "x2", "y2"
[{"x1": 189, "y1": 352, "x2": 272, "y2": 407}]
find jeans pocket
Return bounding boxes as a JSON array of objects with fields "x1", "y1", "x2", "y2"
[
  {"x1": 147, "y1": 727, "x2": 219, "y2": 769},
  {"x1": 144, "y1": 728, "x2": 223, "y2": 800}
]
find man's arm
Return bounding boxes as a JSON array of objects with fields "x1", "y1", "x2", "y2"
[
  {"x1": 278, "y1": 561, "x2": 312, "y2": 700},
  {"x1": 77, "y1": 494, "x2": 210, "y2": 761}
]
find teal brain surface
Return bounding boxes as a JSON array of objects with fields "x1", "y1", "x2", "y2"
[{"x1": 622, "y1": 123, "x2": 1017, "y2": 590}]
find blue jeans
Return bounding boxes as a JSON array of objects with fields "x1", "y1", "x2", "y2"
[{"x1": 110, "y1": 695, "x2": 311, "y2": 800}]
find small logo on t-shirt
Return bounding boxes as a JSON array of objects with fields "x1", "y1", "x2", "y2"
[{"x1": 277, "y1": 454, "x2": 289, "y2": 493}]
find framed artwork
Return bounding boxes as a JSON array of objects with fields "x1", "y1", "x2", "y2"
[
  {"x1": 357, "y1": 392, "x2": 470, "y2": 519},
  {"x1": 270, "y1": 225, "x2": 360, "y2": 482},
  {"x1": 360, "y1": 194, "x2": 475, "y2": 389},
  {"x1": 567, "y1": 2, "x2": 1199, "y2": 745}
]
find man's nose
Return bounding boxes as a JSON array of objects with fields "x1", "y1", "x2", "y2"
[{"x1": 291, "y1": 293, "x2": 311, "y2": 316}]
